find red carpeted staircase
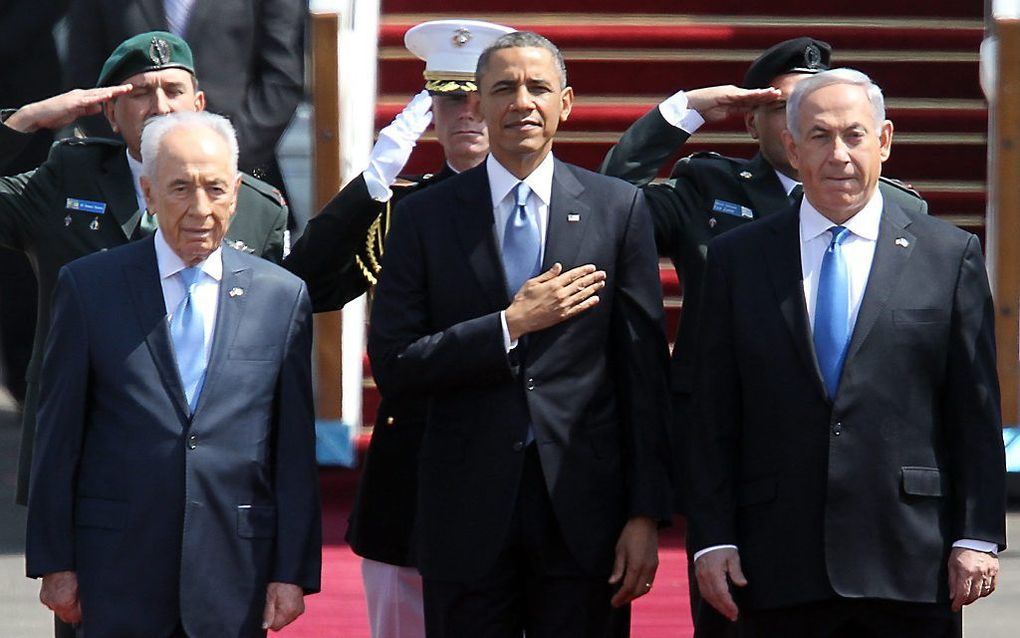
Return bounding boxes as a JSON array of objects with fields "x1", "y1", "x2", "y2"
[{"x1": 284, "y1": 2, "x2": 986, "y2": 635}]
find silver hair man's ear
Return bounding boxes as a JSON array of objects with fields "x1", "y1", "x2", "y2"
[
  {"x1": 139, "y1": 111, "x2": 240, "y2": 180},
  {"x1": 785, "y1": 68, "x2": 886, "y2": 141}
]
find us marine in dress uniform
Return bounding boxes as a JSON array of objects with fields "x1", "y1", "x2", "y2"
[
  {"x1": 599, "y1": 37, "x2": 927, "y2": 638},
  {"x1": 0, "y1": 32, "x2": 287, "y2": 504},
  {"x1": 282, "y1": 19, "x2": 514, "y2": 638}
]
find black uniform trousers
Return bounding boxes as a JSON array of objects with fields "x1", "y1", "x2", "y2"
[{"x1": 740, "y1": 598, "x2": 959, "y2": 638}]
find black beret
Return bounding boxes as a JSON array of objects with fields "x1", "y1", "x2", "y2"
[
  {"x1": 96, "y1": 31, "x2": 195, "y2": 88},
  {"x1": 742, "y1": 37, "x2": 832, "y2": 89}
]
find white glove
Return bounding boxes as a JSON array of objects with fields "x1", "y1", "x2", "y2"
[{"x1": 364, "y1": 90, "x2": 433, "y2": 201}]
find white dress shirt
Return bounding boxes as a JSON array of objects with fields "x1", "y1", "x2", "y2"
[
  {"x1": 694, "y1": 187, "x2": 996, "y2": 561},
  {"x1": 488, "y1": 152, "x2": 554, "y2": 351},
  {"x1": 154, "y1": 229, "x2": 223, "y2": 367},
  {"x1": 657, "y1": 90, "x2": 708, "y2": 134},
  {"x1": 126, "y1": 150, "x2": 148, "y2": 215}
]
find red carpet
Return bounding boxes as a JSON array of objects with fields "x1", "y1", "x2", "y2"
[{"x1": 280, "y1": 469, "x2": 694, "y2": 637}]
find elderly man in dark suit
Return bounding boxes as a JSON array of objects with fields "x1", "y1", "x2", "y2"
[
  {"x1": 369, "y1": 31, "x2": 672, "y2": 636},
  {"x1": 0, "y1": 31, "x2": 286, "y2": 518},
  {"x1": 689, "y1": 68, "x2": 1005, "y2": 637},
  {"x1": 26, "y1": 110, "x2": 320, "y2": 637}
]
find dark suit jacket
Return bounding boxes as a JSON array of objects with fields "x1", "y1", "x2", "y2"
[
  {"x1": 689, "y1": 196, "x2": 1006, "y2": 611},
  {"x1": 0, "y1": 127, "x2": 287, "y2": 505},
  {"x1": 65, "y1": 0, "x2": 306, "y2": 179},
  {"x1": 368, "y1": 158, "x2": 673, "y2": 582},
  {"x1": 26, "y1": 238, "x2": 320, "y2": 637},
  {"x1": 600, "y1": 106, "x2": 928, "y2": 512}
]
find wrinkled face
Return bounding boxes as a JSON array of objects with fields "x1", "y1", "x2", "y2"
[
  {"x1": 745, "y1": 73, "x2": 807, "y2": 177},
  {"x1": 476, "y1": 46, "x2": 573, "y2": 164},
  {"x1": 783, "y1": 83, "x2": 893, "y2": 223},
  {"x1": 432, "y1": 93, "x2": 489, "y2": 172},
  {"x1": 141, "y1": 126, "x2": 240, "y2": 266},
  {"x1": 103, "y1": 68, "x2": 205, "y2": 158}
]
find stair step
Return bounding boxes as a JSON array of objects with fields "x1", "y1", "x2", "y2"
[
  {"x1": 394, "y1": 135, "x2": 987, "y2": 184},
  {"x1": 378, "y1": 55, "x2": 982, "y2": 100},
  {"x1": 380, "y1": 18, "x2": 983, "y2": 51},
  {"x1": 377, "y1": 98, "x2": 988, "y2": 134},
  {"x1": 380, "y1": 3, "x2": 981, "y2": 19}
]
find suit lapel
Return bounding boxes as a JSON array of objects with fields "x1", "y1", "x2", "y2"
[
  {"x1": 843, "y1": 202, "x2": 915, "y2": 366},
  {"x1": 765, "y1": 208, "x2": 828, "y2": 399},
  {"x1": 98, "y1": 151, "x2": 144, "y2": 239},
  {"x1": 541, "y1": 160, "x2": 592, "y2": 271},
  {"x1": 191, "y1": 249, "x2": 251, "y2": 419},
  {"x1": 124, "y1": 238, "x2": 190, "y2": 419},
  {"x1": 453, "y1": 164, "x2": 513, "y2": 309},
  {"x1": 740, "y1": 153, "x2": 791, "y2": 220}
]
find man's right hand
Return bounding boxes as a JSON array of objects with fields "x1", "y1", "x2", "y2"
[
  {"x1": 685, "y1": 85, "x2": 782, "y2": 122},
  {"x1": 694, "y1": 547, "x2": 747, "y2": 622},
  {"x1": 4, "y1": 85, "x2": 133, "y2": 134},
  {"x1": 505, "y1": 263, "x2": 606, "y2": 341},
  {"x1": 40, "y1": 571, "x2": 81, "y2": 625}
]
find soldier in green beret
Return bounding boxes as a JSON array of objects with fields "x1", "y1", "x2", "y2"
[{"x1": 0, "y1": 31, "x2": 287, "y2": 528}]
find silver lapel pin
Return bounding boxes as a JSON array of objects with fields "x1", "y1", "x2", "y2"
[
  {"x1": 894, "y1": 237, "x2": 910, "y2": 248},
  {"x1": 567, "y1": 213, "x2": 580, "y2": 223},
  {"x1": 228, "y1": 287, "x2": 245, "y2": 298}
]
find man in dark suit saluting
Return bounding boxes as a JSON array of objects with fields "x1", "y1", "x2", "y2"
[
  {"x1": 26, "y1": 111, "x2": 320, "y2": 637},
  {"x1": 690, "y1": 68, "x2": 1005, "y2": 637},
  {"x1": 369, "y1": 31, "x2": 673, "y2": 636}
]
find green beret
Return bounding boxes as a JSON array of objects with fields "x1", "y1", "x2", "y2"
[{"x1": 96, "y1": 31, "x2": 195, "y2": 88}]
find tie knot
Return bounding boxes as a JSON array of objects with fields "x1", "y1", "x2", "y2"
[
  {"x1": 514, "y1": 182, "x2": 531, "y2": 208},
  {"x1": 179, "y1": 266, "x2": 202, "y2": 290},
  {"x1": 828, "y1": 225, "x2": 850, "y2": 248}
]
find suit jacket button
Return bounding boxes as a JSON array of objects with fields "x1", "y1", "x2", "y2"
[
  {"x1": 188, "y1": 434, "x2": 198, "y2": 449},
  {"x1": 526, "y1": 378, "x2": 535, "y2": 391},
  {"x1": 832, "y1": 422, "x2": 843, "y2": 436},
  {"x1": 513, "y1": 441, "x2": 524, "y2": 452},
  {"x1": 708, "y1": 217, "x2": 717, "y2": 228},
  {"x1": 385, "y1": 416, "x2": 396, "y2": 426}
]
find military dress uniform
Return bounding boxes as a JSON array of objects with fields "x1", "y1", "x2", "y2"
[{"x1": 0, "y1": 123, "x2": 287, "y2": 506}]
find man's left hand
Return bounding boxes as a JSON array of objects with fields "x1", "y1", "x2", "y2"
[
  {"x1": 608, "y1": 516, "x2": 659, "y2": 607},
  {"x1": 948, "y1": 547, "x2": 998, "y2": 611},
  {"x1": 262, "y1": 582, "x2": 305, "y2": 631}
]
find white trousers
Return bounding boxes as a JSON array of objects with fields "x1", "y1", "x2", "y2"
[{"x1": 361, "y1": 558, "x2": 426, "y2": 638}]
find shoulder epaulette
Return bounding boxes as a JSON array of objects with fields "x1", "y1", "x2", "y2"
[
  {"x1": 879, "y1": 175, "x2": 922, "y2": 199},
  {"x1": 240, "y1": 173, "x2": 287, "y2": 208}
]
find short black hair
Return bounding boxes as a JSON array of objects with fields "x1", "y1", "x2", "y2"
[{"x1": 475, "y1": 31, "x2": 568, "y2": 89}]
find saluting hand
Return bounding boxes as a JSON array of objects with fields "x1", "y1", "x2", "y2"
[
  {"x1": 686, "y1": 85, "x2": 783, "y2": 122},
  {"x1": 4, "y1": 85, "x2": 133, "y2": 134},
  {"x1": 504, "y1": 263, "x2": 606, "y2": 341}
]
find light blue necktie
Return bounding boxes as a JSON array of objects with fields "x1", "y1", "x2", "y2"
[
  {"x1": 171, "y1": 266, "x2": 207, "y2": 412},
  {"x1": 814, "y1": 226, "x2": 852, "y2": 398},
  {"x1": 502, "y1": 182, "x2": 542, "y2": 295}
]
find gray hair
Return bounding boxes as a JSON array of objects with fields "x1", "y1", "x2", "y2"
[
  {"x1": 476, "y1": 31, "x2": 568, "y2": 90},
  {"x1": 139, "y1": 111, "x2": 239, "y2": 180},
  {"x1": 786, "y1": 68, "x2": 886, "y2": 141}
]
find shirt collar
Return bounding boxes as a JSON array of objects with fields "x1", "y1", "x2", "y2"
[
  {"x1": 486, "y1": 151, "x2": 555, "y2": 210},
  {"x1": 800, "y1": 186, "x2": 884, "y2": 244},
  {"x1": 126, "y1": 149, "x2": 145, "y2": 203},
  {"x1": 774, "y1": 169, "x2": 800, "y2": 196},
  {"x1": 154, "y1": 229, "x2": 224, "y2": 282}
]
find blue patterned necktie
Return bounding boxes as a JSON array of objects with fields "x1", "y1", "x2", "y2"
[
  {"x1": 171, "y1": 266, "x2": 207, "y2": 412},
  {"x1": 814, "y1": 226, "x2": 852, "y2": 398},
  {"x1": 502, "y1": 182, "x2": 542, "y2": 296},
  {"x1": 164, "y1": 0, "x2": 196, "y2": 36}
]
